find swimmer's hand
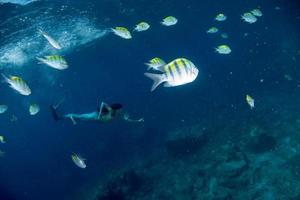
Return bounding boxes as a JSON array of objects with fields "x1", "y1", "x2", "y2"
[
  {"x1": 136, "y1": 118, "x2": 144, "y2": 122},
  {"x1": 123, "y1": 113, "x2": 144, "y2": 123}
]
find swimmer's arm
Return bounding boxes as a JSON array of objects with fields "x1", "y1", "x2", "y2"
[
  {"x1": 123, "y1": 113, "x2": 144, "y2": 123},
  {"x1": 97, "y1": 101, "x2": 112, "y2": 119}
]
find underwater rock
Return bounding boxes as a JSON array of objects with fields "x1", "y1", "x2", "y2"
[
  {"x1": 248, "y1": 133, "x2": 277, "y2": 153},
  {"x1": 96, "y1": 169, "x2": 148, "y2": 200},
  {"x1": 166, "y1": 126, "x2": 207, "y2": 157}
]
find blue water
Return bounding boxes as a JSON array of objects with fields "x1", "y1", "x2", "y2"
[{"x1": 0, "y1": 0, "x2": 300, "y2": 199}]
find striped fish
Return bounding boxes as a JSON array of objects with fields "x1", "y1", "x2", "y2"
[
  {"x1": 2, "y1": 74, "x2": 31, "y2": 96},
  {"x1": 29, "y1": 104, "x2": 40, "y2": 115},
  {"x1": 37, "y1": 55, "x2": 68, "y2": 70},
  {"x1": 144, "y1": 58, "x2": 199, "y2": 92},
  {"x1": 111, "y1": 27, "x2": 132, "y2": 39},
  {"x1": 246, "y1": 95, "x2": 255, "y2": 109},
  {"x1": 145, "y1": 57, "x2": 166, "y2": 71},
  {"x1": 39, "y1": 29, "x2": 62, "y2": 50},
  {"x1": 0, "y1": 105, "x2": 8, "y2": 114},
  {"x1": 134, "y1": 22, "x2": 150, "y2": 32},
  {"x1": 161, "y1": 16, "x2": 178, "y2": 26},
  {"x1": 71, "y1": 153, "x2": 86, "y2": 169}
]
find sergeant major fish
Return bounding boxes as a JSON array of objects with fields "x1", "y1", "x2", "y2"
[
  {"x1": 39, "y1": 29, "x2": 62, "y2": 50},
  {"x1": 29, "y1": 104, "x2": 40, "y2": 115},
  {"x1": 145, "y1": 57, "x2": 166, "y2": 71},
  {"x1": 37, "y1": 55, "x2": 68, "y2": 70},
  {"x1": 0, "y1": 105, "x2": 8, "y2": 114},
  {"x1": 251, "y1": 9, "x2": 263, "y2": 17},
  {"x1": 215, "y1": 45, "x2": 231, "y2": 54},
  {"x1": 134, "y1": 22, "x2": 150, "y2": 32},
  {"x1": 2, "y1": 74, "x2": 31, "y2": 96},
  {"x1": 144, "y1": 58, "x2": 198, "y2": 91},
  {"x1": 161, "y1": 16, "x2": 178, "y2": 26},
  {"x1": 0, "y1": 136, "x2": 5, "y2": 144},
  {"x1": 207, "y1": 27, "x2": 218, "y2": 34},
  {"x1": 215, "y1": 13, "x2": 227, "y2": 21},
  {"x1": 246, "y1": 94, "x2": 255, "y2": 109},
  {"x1": 71, "y1": 153, "x2": 86, "y2": 169},
  {"x1": 111, "y1": 27, "x2": 132, "y2": 39},
  {"x1": 241, "y1": 12, "x2": 257, "y2": 24}
]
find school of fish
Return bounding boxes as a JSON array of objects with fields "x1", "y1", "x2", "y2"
[{"x1": 0, "y1": 5, "x2": 265, "y2": 168}]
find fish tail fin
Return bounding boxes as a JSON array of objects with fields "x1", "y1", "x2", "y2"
[
  {"x1": 37, "y1": 28, "x2": 44, "y2": 35},
  {"x1": 1, "y1": 73, "x2": 9, "y2": 83},
  {"x1": 144, "y1": 63, "x2": 152, "y2": 71},
  {"x1": 144, "y1": 72, "x2": 165, "y2": 92},
  {"x1": 36, "y1": 57, "x2": 45, "y2": 64}
]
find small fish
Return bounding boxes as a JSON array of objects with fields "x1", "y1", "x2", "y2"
[
  {"x1": 2, "y1": 74, "x2": 31, "y2": 96},
  {"x1": 39, "y1": 29, "x2": 62, "y2": 50},
  {"x1": 215, "y1": 45, "x2": 231, "y2": 54},
  {"x1": 29, "y1": 104, "x2": 40, "y2": 115},
  {"x1": 221, "y1": 33, "x2": 229, "y2": 39},
  {"x1": 134, "y1": 22, "x2": 150, "y2": 32},
  {"x1": 161, "y1": 16, "x2": 178, "y2": 26},
  {"x1": 0, "y1": 136, "x2": 5, "y2": 144},
  {"x1": 0, "y1": 105, "x2": 8, "y2": 114},
  {"x1": 10, "y1": 114, "x2": 17, "y2": 122},
  {"x1": 71, "y1": 153, "x2": 86, "y2": 169},
  {"x1": 144, "y1": 58, "x2": 199, "y2": 91},
  {"x1": 241, "y1": 12, "x2": 257, "y2": 24},
  {"x1": 215, "y1": 13, "x2": 227, "y2": 21},
  {"x1": 0, "y1": 150, "x2": 5, "y2": 157},
  {"x1": 111, "y1": 27, "x2": 132, "y2": 39},
  {"x1": 284, "y1": 74, "x2": 293, "y2": 81},
  {"x1": 207, "y1": 27, "x2": 218, "y2": 34},
  {"x1": 145, "y1": 57, "x2": 166, "y2": 71},
  {"x1": 251, "y1": 9, "x2": 263, "y2": 17},
  {"x1": 37, "y1": 55, "x2": 68, "y2": 70},
  {"x1": 246, "y1": 95, "x2": 255, "y2": 109}
]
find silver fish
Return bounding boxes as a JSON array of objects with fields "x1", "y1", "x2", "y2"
[
  {"x1": 37, "y1": 55, "x2": 68, "y2": 70},
  {"x1": 39, "y1": 29, "x2": 62, "y2": 50},
  {"x1": 71, "y1": 154, "x2": 86, "y2": 169},
  {"x1": 144, "y1": 58, "x2": 198, "y2": 91}
]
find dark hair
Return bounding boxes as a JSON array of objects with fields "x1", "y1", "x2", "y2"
[{"x1": 110, "y1": 103, "x2": 123, "y2": 111}]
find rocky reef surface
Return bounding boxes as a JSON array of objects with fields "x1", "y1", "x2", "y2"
[{"x1": 91, "y1": 93, "x2": 300, "y2": 200}]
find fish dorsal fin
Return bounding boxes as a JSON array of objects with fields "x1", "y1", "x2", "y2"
[
  {"x1": 156, "y1": 64, "x2": 167, "y2": 72},
  {"x1": 116, "y1": 27, "x2": 128, "y2": 32}
]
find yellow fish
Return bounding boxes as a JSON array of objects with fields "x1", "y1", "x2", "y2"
[
  {"x1": 37, "y1": 55, "x2": 68, "y2": 70},
  {"x1": 246, "y1": 95, "x2": 255, "y2": 109},
  {"x1": 145, "y1": 57, "x2": 166, "y2": 71},
  {"x1": 134, "y1": 22, "x2": 150, "y2": 32},
  {"x1": 2, "y1": 74, "x2": 31, "y2": 96},
  {"x1": 0, "y1": 136, "x2": 6, "y2": 144},
  {"x1": 0, "y1": 105, "x2": 8, "y2": 114},
  {"x1": 207, "y1": 27, "x2": 218, "y2": 34},
  {"x1": 144, "y1": 58, "x2": 199, "y2": 91},
  {"x1": 71, "y1": 153, "x2": 87, "y2": 168},
  {"x1": 111, "y1": 27, "x2": 132, "y2": 39},
  {"x1": 215, "y1": 13, "x2": 227, "y2": 21},
  {"x1": 215, "y1": 45, "x2": 231, "y2": 54},
  {"x1": 161, "y1": 16, "x2": 178, "y2": 26},
  {"x1": 29, "y1": 104, "x2": 40, "y2": 115}
]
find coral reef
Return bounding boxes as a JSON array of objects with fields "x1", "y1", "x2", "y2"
[{"x1": 93, "y1": 94, "x2": 300, "y2": 200}]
